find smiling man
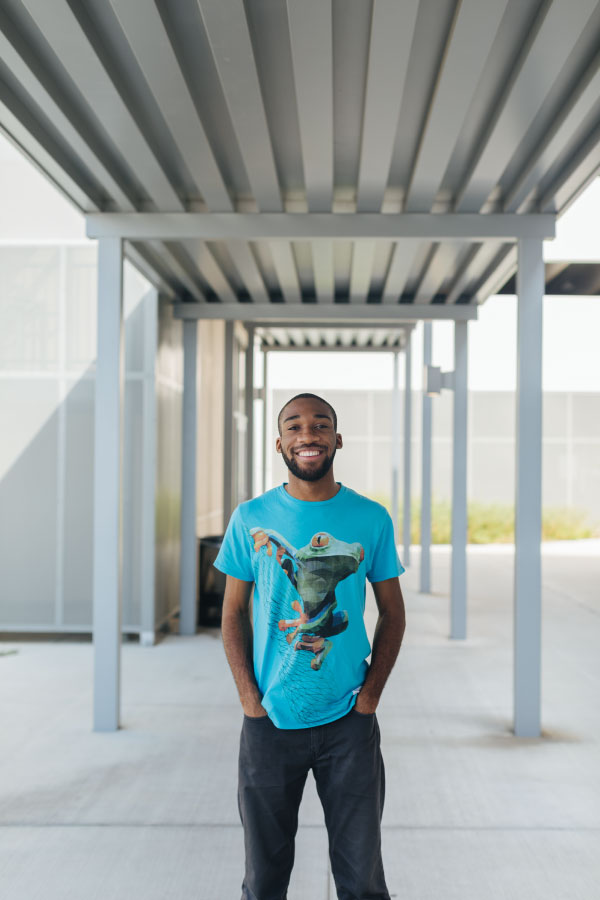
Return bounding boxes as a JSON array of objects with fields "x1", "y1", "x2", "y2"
[{"x1": 215, "y1": 392, "x2": 406, "y2": 900}]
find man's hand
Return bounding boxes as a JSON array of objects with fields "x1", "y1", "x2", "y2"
[
  {"x1": 354, "y1": 693, "x2": 378, "y2": 715},
  {"x1": 243, "y1": 701, "x2": 269, "y2": 718}
]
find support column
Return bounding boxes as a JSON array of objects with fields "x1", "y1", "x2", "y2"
[
  {"x1": 245, "y1": 324, "x2": 255, "y2": 501},
  {"x1": 514, "y1": 238, "x2": 544, "y2": 737},
  {"x1": 223, "y1": 321, "x2": 235, "y2": 524},
  {"x1": 93, "y1": 237, "x2": 124, "y2": 732},
  {"x1": 420, "y1": 322, "x2": 432, "y2": 593},
  {"x1": 391, "y1": 352, "x2": 401, "y2": 544},
  {"x1": 403, "y1": 333, "x2": 412, "y2": 567},
  {"x1": 450, "y1": 320, "x2": 468, "y2": 639},
  {"x1": 179, "y1": 319, "x2": 198, "y2": 636},
  {"x1": 262, "y1": 349, "x2": 268, "y2": 494},
  {"x1": 140, "y1": 288, "x2": 158, "y2": 646}
]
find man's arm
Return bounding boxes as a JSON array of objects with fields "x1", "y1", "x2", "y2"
[
  {"x1": 221, "y1": 574, "x2": 267, "y2": 717},
  {"x1": 354, "y1": 576, "x2": 406, "y2": 714}
]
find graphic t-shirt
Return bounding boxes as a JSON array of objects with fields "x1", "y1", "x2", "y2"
[{"x1": 214, "y1": 483, "x2": 404, "y2": 729}]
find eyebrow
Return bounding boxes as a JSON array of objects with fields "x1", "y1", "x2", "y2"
[{"x1": 283, "y1": 413, "x2": 332, "y2": 424}]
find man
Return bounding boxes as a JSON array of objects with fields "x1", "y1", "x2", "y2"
[{"x1": 215, "y1": 392, "x2": 406, "y2": 900}]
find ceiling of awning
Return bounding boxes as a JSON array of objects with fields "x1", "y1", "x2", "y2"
[
  {"x1": 0, "y1": 0, "x2": 599, "y2": 314},
  {"x1": 256, "y1": 324, "x2": 413, "y2": 351}
]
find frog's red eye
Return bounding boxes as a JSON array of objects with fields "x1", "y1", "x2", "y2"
[{"x1": 311, "y1": 533, "x2": 329, "y2": 548}]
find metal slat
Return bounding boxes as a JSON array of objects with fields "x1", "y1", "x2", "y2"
[
  {"x1": 270, "y1": 242, "x2": 302, "y2": 302},
  {"x1": 287, "y1": 0, "x2": 334, "y2": 302},
  {"x1": 414, "y1": 243, "x2": 460, "y2": 304},
  {"x1": 109, "y1": 0, "x2": 232, "y2": 212},
  {"x1": 124, "y1": 242, "x2": 176, "y2": 297},
  {"x1": 227, "y1": 241, "x2": 269, "y2": 302},
  {"x1": 539, "y1": 120, "x2": 600, "y2": 215},
  {"x1": 312, "y1": 243, "x2": 335, "y2": 303},
  {"x1": 381, "y1": 241, "x2": 421, "y2": 303},
  {"x1": 0, "y1": 28, "x2": 134, "y2": 210},
  {"x1": 21, "y1": 0, "x2": 183, "y2": 211},
  {"x1": 0, "y1": 97, "x2": 101, "y2": 212},
  {"x1": 356, "y1": 0, "x2": 419, "y2": 212},
  {"x1": 350, "y1": 241, "x2": 375, "y2": 303},
  {"x1": 404, "y1": 0, "x2": 510, "y2": 213},
  {"x1": 353, "y1": 1, "x2": 420, "y2": 303},
  {"x1": 456, "y1": 0, "x2": 599, "y2": 212},
  {"x1": 504, "y1": 58, "x2": 600, "y2": 212},
  {"x1": 147, "y1": 241, "x2": 206, "y2": 302},
  {"x1": 183, "y1": 239, "x2": 237, "y2": 303},
  {"x1": 287, "y1": 0, "x2": 333, "y2": 211},
  {"x1": 403, "y1": 0, "x2": 510, "y2": 304},
  {"x1": 198, "y1": 0, "x2": 282, "y2": 212}
]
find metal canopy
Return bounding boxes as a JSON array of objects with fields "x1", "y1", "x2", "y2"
[
  {"x1": 255, "y1": 324, "x2": 413, "y2": 352},
  {"x1": 1, "y1": 0, "x2": 599, "y2": 311}
]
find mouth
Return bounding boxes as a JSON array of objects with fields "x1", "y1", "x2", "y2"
[{"x1": 295, "y1": 447, "x2": 326, "y2": 460}]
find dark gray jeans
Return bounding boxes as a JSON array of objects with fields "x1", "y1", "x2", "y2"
[{"x1": 238, "y1": 708, "x2": 390, "y2": 900}]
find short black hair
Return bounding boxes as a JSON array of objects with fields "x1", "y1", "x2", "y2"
[{"x1": 277, "y1": 393, "x2": 338, "y2": 435}]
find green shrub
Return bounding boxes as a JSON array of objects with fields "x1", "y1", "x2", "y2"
[{"x1": 368, "y1": 494, "x2": 598, "y2": 543}]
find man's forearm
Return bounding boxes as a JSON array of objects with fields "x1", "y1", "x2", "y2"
[
  {"x1": 221, "y1": 609, "x2": 264, "y2": 713},
  {"x1": 358, "y1": 612, "x2": 405, "y2": 711}
]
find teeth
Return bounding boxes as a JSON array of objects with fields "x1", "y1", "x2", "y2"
[{"x1": 298, "y1": 450, "x2": 321, "y2": 457}]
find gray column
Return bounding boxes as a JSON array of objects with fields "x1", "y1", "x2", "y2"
[
  {"x1": 420, "y1": 322, "x2": 432, "y2": 593},
  {"x1": 93, "y1": 237, "x2": 124, "y2": 732},
  {"x1": 223, "y1": 321, "x2": 235, "y2": 524},
  {"x1": 245, "y1": 324, "x2": 255, "y2": 500},
  {"x1": 262, "y1": 349, "x2": 268, "y2": 494},
  {"x1": 179, "y1": 319, "x2": 198, "y2": 636},
  {"x1": 403, "y1": 334, "x2": 412, "y2": 567},
  {"x1": 450, "y1": 320, "x2": 468, "y2": 639},
  {"x1": 514, "y1": 238, "x2": 544, "y2": 737},
  {"x1": 391, "y1": 352, "x2": 401, "y2": 544},
  {"x1": 140, "y1": 288, "x2": 158, "y2": 647}
]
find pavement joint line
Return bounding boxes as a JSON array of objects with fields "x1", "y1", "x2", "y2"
[{"x1": 1, "y1": 823, "x2": 598, "y2": 831}]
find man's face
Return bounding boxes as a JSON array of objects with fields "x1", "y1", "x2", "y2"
[{"x1": 276, "y1": 398, "x2": 342, "y2": 482}]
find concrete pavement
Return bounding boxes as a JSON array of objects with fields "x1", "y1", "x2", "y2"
[{"x1": 0, "y1": 544, "x2": 598, "y2": 899}]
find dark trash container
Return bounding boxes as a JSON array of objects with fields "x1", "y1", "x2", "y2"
[{"x1": 198, "y1": 535, "x2": 226, "y2": 626}]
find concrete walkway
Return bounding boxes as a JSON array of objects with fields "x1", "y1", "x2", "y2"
[{"x1": 1, "y1": 545, "x2": 599, "y2": 899}]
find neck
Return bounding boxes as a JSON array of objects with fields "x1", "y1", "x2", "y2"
[{"x1": 284, "y1": 471, "x2": 340, "y2": 502}]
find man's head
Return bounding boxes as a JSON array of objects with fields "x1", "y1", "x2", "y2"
[{"x1": 276, "y1": 393, "x2": 341, "y2": 483}]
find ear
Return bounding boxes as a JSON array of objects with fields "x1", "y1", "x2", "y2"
[
  {"x1": 275, "y1": 436, "x2": 282, "y2": 454},
  {"x1": 335, "y1": 432, "x2": 343, "y2": 449}
]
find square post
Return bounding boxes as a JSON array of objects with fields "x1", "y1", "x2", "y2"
[
  {"x1": 245, "y1": 324, "x2": 255, "y2": 500},
  {"x1": 450, "y1": 320, "x2": 468, "y2": 639},
  {"x1": 514, "y1": 238, "x2": 544, "y2": 737},
  {"x1": 93, "y1": 237, "x2": 124, "y2": 732},
  {"x1": 223, "y1": 321, "x2": 235, "y2": 524},
  {"x1": 140, "y1": 288, "x2": 158, "y2": 646},
  {"x1": 391, "y1": 351, "x2": 401, "y2": 544},
  {"x1": 420, "y1": 322, "x2": 433, "y2": 593},
  {"x1": 262, "y1": 349, "x2": 269, "y2": 494},
  {"x1": 403, "y1": 334, "x2": 412, "y2": 567},
  {"x1": 179, "y1": 319, "x2": 198, "y2": 636}
]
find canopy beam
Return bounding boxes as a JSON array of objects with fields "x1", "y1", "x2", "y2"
[{"x1": 87, "y1": 213, "x2": 555, "y2": 242}]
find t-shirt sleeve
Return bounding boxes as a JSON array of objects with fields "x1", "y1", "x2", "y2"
[
  {"x1": 367, "y1": 509, "x2": 405, "y2": 582},
  {"x1": 213, "y1": 506, "x2": 254, "y2": 582}
]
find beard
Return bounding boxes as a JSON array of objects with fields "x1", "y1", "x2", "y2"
[{"x1": 280, "y1": 446, "x2": 336, "y2": 482}]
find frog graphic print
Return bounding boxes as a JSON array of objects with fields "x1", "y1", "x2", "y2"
[
  {"x1": 248, "y1": 526, "x2": 365, "y2": 725},
  {"x1": 250, "y1": 527, "x2": 364, "y2": 670}
]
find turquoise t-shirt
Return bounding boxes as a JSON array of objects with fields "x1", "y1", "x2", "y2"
[{"x1": 214, "y1": 483, "x2": 404, "y2": 729}]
